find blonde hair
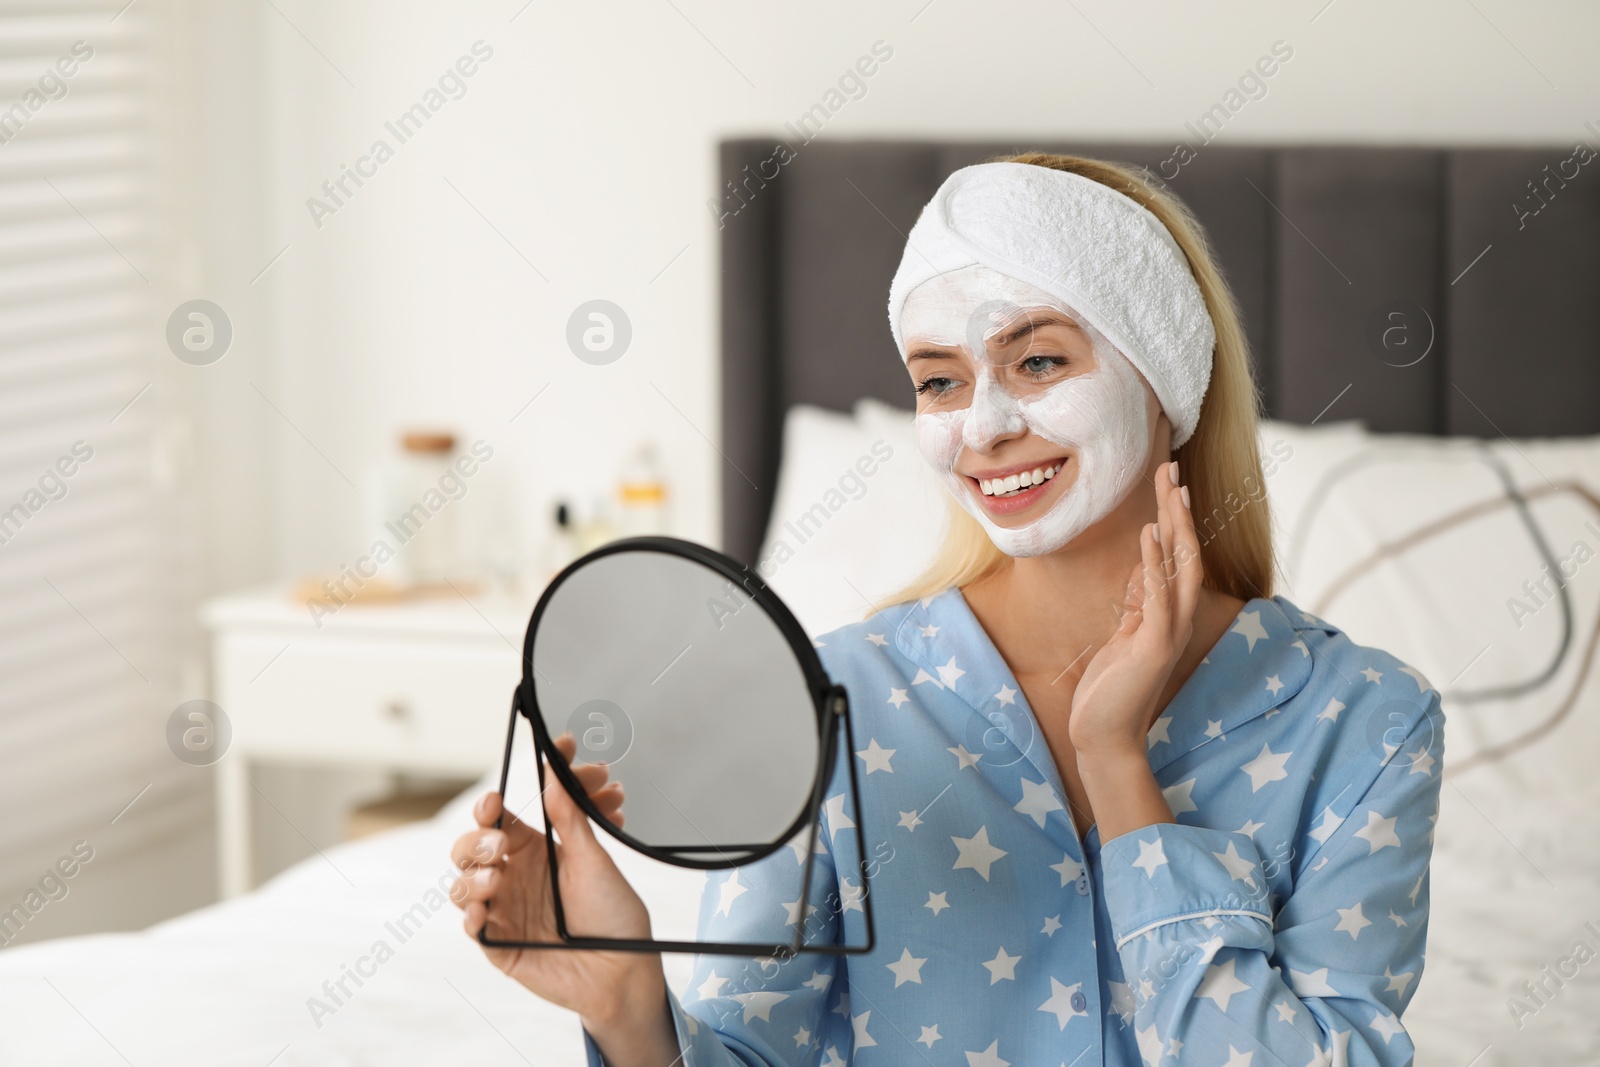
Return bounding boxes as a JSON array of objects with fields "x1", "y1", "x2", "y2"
[{"x1": 870, "y1": 151, "x2": 1276, "y2": 614}]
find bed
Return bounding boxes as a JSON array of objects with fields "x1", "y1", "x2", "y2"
[
  {"x1": 4, "y1": 140, "x2": 1598, "y2": 1064},
  {"x1": 720, "y1": 139, "x2": 1600, "y2": 1066},
  {"x1": 0, "y1": 745, "x2": 709, "y2": 1066}
]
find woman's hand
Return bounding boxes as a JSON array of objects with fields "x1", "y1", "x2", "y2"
[
  {"x1": 449, "y1": 732, "x2": 662, "y2": 1031},
  {"x1": 1069, "y1": 459, "x2": 1203, "y2": 758}
]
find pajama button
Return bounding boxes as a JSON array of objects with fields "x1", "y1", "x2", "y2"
[
  {"x1": 1075, "y1": 872, "x2": 1090, "y2": 895},
  {"x1": 1071, "y1": 990, "x2": 1088, "y2": 1013}
]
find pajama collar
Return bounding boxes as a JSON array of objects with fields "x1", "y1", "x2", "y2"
[{"x1": 887, "y1": 588, "x2": 1341, "y2": 791}]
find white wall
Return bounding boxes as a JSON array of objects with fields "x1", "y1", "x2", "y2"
[{"x1": 220, "y1": 0, "x2": 1600, "y2": 589}]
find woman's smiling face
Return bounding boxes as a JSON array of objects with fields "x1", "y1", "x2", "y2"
[{"x1": 900, "y1": 265, "x2": 1159, "y2": 557}]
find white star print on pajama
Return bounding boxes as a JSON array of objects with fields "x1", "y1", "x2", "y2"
[{"x1": 581, "y1": 590, "x2": 1444, "y2": 1066}]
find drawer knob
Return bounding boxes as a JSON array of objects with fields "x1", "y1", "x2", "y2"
[{"x1": 385, "y1": 700, "x2": 411, "y2": 722}]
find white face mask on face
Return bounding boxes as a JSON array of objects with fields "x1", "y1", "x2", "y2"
[{"x1": 903, "y1": 266, "x2": 1152, "y2": 558}]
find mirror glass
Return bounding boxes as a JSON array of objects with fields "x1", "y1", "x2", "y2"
[{"x1": 529, "y1": 549, "x2": 821, "y2": 857}]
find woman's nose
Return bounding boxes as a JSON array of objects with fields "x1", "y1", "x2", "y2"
[{"x1": 963, "y1": 369, "x2": 1025, "y2": 451}]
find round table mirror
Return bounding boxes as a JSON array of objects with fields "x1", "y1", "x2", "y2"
[{"x1": 478, "y1": 536, "x2": 875, "y2": 957}]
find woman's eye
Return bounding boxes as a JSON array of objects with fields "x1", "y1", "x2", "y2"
[
  {"x1": 915, "y1": 376, "x2": 959, "y2": 396},
  {"x1": 1019, "y1": 354, "x2": 1068, "y2": 376}
]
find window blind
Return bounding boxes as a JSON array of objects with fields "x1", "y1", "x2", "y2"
[{"x1": 0, "y1": 0, "x2": 200, "y2": 892}]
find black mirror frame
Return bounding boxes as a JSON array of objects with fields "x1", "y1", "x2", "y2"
[{"x1": 477, "y1": 536, "x2": 877, "y2": 958}]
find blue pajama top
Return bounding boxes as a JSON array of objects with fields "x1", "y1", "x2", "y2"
[{"x1": 583, "y1": 588, "x2": 1445, "y2": 1066}]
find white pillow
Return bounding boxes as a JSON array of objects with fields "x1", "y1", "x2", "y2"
[
  {"x1": 1261, "y1": 420, "x2": 1600, "y2": 803},
  {"x1": 1271, "y1": 423, "x2": 1600, "y2": 1063},
  {"x1": 851, "y1": 396, "x2": 916, "y2": 428},
  {"x1": 754, "y1": 403, "x2": 946, "y2": 638},
  {"x1": 1254, "y1": 417, "x2": 1371, "y2": 597}
]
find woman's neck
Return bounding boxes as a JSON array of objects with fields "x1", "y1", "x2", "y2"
[
  {"x1": 962, "y1": 508, "x2": 1147, "y2": 678},
  {"x1": 959, "y1": 508, "x2": 1248, "y2": 711}
]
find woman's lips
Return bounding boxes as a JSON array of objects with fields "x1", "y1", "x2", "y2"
[{"x1": 966, "y1": 458, "x2": 1068, "y2": 517}]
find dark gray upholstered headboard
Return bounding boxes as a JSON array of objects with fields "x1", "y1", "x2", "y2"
[{"x1": 718, "y1": 139, "x2": 1600, "y2": 565}]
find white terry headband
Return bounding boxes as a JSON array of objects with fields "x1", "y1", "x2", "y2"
[{"x1": 886, "y1": 162, "x2": 1216, "y2": 448}]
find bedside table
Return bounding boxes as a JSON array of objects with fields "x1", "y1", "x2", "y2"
[{"x1": 200, "y1": 585, "x2": 535, "y2": 897}]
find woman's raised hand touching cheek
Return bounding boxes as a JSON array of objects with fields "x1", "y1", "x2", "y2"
[{"x1": 1068, "y1": 459, "x2": 1204, "y2": 759}]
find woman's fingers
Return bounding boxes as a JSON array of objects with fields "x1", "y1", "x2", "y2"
[
  {"x1": 1139, "y1": 517, "x2": 1171, "y2": 637},
  {"x1": 589, "y1": 781, "x2": 625, "y2": 828},
  {"x1": 544, "y1": 734, "x2": 626, "y2": 830},
  {"x1": 1169, "y1": 464, "x2": 1203, "y2": 628},
  {"x1": 450, "y1": 861, "x2": 501, "y2": 907},
  {"x1": 453, "y1": 735, "x2": 580, "y2": 900},
  {"x1": 545, "y1": 759, "x2": 634, "y2": 852},
  {"x1": 544, "y1": 731, "x2": 622, "y2": 804},
  {"x1": 473, "y1": 791, "x2": 543, "y2": 853},
  {"x1": 462, "y1": 899, "x2": 486, "y2": 937},
  {"x1": 1157, "y1": 460, "x2": 1177, "y2": 580},
  {"x1": 542, "y1": 749, "x2": 603, "y2": 848},
  {"x1": 451, "y1": 825, "x2": 507, "y2": 871},
  {"x1": 1115, "y1": 560, "x2": 1144, "y2": 637},
  {"x1": 455, "y1": 731, "x2": 624, "y2": 859},
  {"x1": 472, "y1": 789, "x2": 500, "y2": 829},
  {"x1": 566, "y1": 760, "x2": 616, "y2": 799},
  {"x1": 451, "y1": 731, "x2": 631, "y2": 905},
  {"x1": 557, "y1": 769, "x2": 625, "y2": 827}
]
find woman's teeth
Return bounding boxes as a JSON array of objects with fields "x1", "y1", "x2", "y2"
[{"x1": 978, "y1": 463, "x2": 1061, "y2": 498}]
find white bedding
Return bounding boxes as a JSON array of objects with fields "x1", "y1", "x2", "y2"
[
  {"x1": 0, "y1": 762, "x2": 708, "y2": 1066},
  {"x1": 1411, "y1": 786, "x2": 1600, "y2": 1066},
  {"x1": 1258, "y1": 420, "x2": 1600, "y2": 1065}
]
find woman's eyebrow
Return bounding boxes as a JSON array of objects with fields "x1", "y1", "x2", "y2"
[
  {"x1": 989, "y1": 314, "x2": 1082, "y2": 348},
  {"x1": 906, "y1": 313, "x2": 1081, "y2": 361}
]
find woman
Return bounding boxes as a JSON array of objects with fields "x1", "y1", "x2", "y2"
[{"x1": 450, "y1": 153, "x2": 1445, "y2": 1066}]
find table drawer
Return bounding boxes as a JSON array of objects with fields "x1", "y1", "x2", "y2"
[{"x1": 216, "y1": 633, "x2": 520, "y2": 771}]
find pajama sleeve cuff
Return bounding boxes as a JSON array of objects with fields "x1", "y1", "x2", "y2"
[
  {"x1": 582, "y1": 985, "x2": 710, "y2": 1067},
  {"x1": 1098, "y1": 821, "x2": 1274, "y2": 949}
]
